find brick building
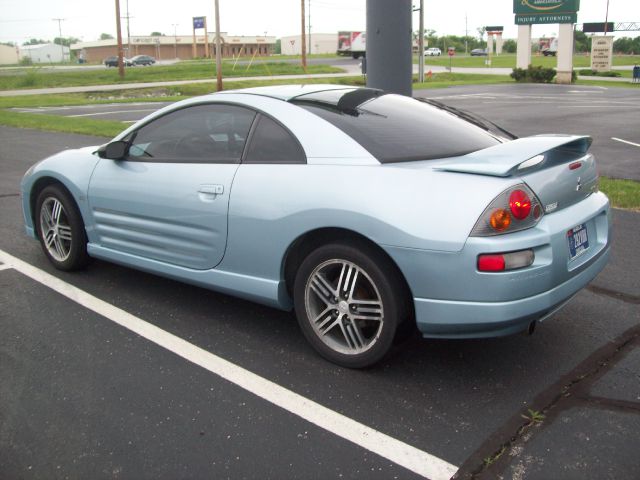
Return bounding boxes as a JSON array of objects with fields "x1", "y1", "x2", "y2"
[{"x1": 71, "y1": 33, "x2": 276, "y2": 63}]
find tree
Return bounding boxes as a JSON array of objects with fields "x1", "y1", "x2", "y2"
[
  {"x1": 23, "y1": 38, "x2": 47, "y2": 46},
  {"x1": 150, "y1": 31, "x2": 165, "y2": 36},
  {"x1": 502, "y1": 38, "x2": 517, "y2": 53},
  {"x1": 573, "y1": 31, "x2": 591, "y2": 53},
  {"x1": 99, "y1": 33, "x2": 114, "y2": 40},
  {"x1": 274, "y1": 38, "x2": 281, "y2": 54},
  {"x1": 54, "y1": 37, "x2": 80, "y2": 47},
  {"x1": 477, "y1": 27, "x2": 486, "y2": 41},
  {"x1": 1, "y1": 41, "x2": 16, "y2": 47}
]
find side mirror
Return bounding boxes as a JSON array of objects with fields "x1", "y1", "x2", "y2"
[{"x1": 97, "y1": 140, "x2": 128, "y2": 160}]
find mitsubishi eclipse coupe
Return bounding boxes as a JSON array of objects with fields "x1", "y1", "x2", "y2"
[{"x1": 21, "y1": 85, "x2": 611, "y2": 368}]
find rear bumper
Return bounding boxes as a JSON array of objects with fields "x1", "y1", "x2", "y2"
[
  {"x1": 413, "y1": 244, "x2": 609, "y2": 338},
  {"x1": 383, "y1": 191, "x2": 611, "y2": 339}
]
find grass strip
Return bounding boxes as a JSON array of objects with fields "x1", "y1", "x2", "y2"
[
  {"x1": 0, "y1": 62, "x2": 343, "y2": 91},
  {"x1": 0, "y1": 110, "x2": 124, "y2": 138},
  {"x1": 599, "y1": 177, "x2": 640, "y2": 211}
]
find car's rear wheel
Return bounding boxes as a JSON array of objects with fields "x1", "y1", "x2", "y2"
[
  {"x1": 293, "y1": 242, "x2": 408, "y2": 368},
  {"x1": 35, "y1": 185, "x2": 89, "y2": 271}
]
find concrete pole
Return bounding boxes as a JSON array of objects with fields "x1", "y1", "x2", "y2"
[
  {"x1": 366, "y1": 0, "x2": 412, "y2": 96},
  {"x1": 556, "y1": 22, "x2": 574, "y2": 84},
  {"x1": 516, "y1": 24, "x2": 532, "y2": 69},
  {"x1": 418, "y1": 0, "x2": 424, "y2": 83},
  {"x1": 487, "y1": 34, "x2": 494, "y2": 55},
  {"x1": 496, "y1": 33, "x2": 503, "y2": 55}
]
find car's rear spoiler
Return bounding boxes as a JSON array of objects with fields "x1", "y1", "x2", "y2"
[{"x1": 435, "y1": 135, "x2": 592, "y2": 177}]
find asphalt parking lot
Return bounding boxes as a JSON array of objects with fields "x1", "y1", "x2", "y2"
[
  {"x1": 1, "y1": 87, "x2": 639, "y2": 479},
  {"x1": 12, "y1": 83, "x2": 640, "y2": 181}
]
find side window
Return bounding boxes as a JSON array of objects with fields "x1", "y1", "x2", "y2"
[
  {"x1": 127, "y1": 104, "x2": 256, "y2": 163},
  {"x1": 243, "y1": 115, "x2": 306, "y2": 164}
]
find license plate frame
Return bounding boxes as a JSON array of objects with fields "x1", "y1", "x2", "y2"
[{"x1": 568, "y1": 223, "x2": 589, "y2": 260}]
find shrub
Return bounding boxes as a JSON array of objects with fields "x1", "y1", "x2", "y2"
[
  {"x1": 576, "y1": 69, "x2": 622, "y2": 78},
  {"x1": 510, "y1": 65, "x2": 556, "y2": 83},
  {"x1": 19, "y1": 56, "x2": 33, "y2": 66}
]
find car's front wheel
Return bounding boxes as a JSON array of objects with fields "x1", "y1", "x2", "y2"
[
  {"x1": 35, "y1": 185, "x2": 90, "y2": 271},
  {"x1": 294, "y1": 242, "x2": 408, "y2": 368}
]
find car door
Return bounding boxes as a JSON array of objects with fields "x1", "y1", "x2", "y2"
[{"x1": 88, "y1": 103, "x2": 256, "y2": 270}]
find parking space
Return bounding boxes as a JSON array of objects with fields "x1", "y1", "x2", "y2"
[{"x1": 1, "y1": 126, "x2": 639, "y2": 479}]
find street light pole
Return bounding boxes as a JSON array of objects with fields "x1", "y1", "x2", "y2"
[
  {"x1": 172, "y1": 23, "x2": 179, "y2": 59},
  {"x1": 214, "y1": 0, "x2": 223, "y2": 91},
  {"x1": 52, "y1": 18, "x2": 65, "y2": 62}
]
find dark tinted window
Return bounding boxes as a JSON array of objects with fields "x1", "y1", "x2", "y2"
[
  {"x1": 291, "y1": 90, "x2": 502, "y2": 163},
  {"x1": 127, "y1": 104, "x2": 256, "y2": 163},
  {"x1": 243, "y1": 115, "x2": 306, "y2": 164}
]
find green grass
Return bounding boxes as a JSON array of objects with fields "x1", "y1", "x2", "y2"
[
  {"x1": 0, "y1": 61, "x2": 343, "y2": 91},
  {"x1": 600, "y1": 177, "x2": 640, "y2": 211},
  {"x1": 413, "y1": 72, "x2": 514, "y2": 89},
  {"x1": 0, "y1": 110, "x2": 125, "y2": 137},
  {"x1": 415, "y1": 53, "x2": 640, "y2": 69}
]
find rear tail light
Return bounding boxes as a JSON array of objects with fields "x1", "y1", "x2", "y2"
[
  {"x1": 478, "y1": 249, "x2": 535, "y2": 272},
  {"x1": 471, "y1": 184, "x2": 543, "y2": 237}
]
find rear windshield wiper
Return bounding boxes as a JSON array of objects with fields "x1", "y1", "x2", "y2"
[{"x1": 419, "y1": 98, "x2": 518, "y2": 140}]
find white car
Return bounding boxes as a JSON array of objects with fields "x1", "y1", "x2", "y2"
[{"x1": 424, "y1": 48, "x2": 442, "y2": 56}]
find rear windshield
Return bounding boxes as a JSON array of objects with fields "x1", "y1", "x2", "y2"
[{"x1": 291, "y1": 89, "x2": 503, "y2": 163}]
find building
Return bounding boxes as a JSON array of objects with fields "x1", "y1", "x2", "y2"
[
  {"x1": 20, "y1": 43, "x2": 70, "y2": 63},
  {"x1": 280, "y1": 33, "x2": 338, "y2": 55},
  {"x1": 71, "y1": 34, "x2": 276, "y2": 62},
  {"x1": 0, "y1": 44, "x2": 20, "y2": 65}
]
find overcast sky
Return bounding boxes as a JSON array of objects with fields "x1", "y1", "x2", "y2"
[{"x1": 1, "y1": 0, "x2": 637, "y2": 44}]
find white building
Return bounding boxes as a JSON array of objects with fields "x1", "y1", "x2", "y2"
[
  {"x1": 20, "y1": 43, "x2": 70, "y2": 63},
  {"x1": 0, "y1": 44, "x2": 20, "y2": 65},
  {"x1": 280, "y1": 33, "x2": 338, "y2": 55}
]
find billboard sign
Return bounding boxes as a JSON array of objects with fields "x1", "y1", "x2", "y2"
[
  {"x1": 583, "y1": 22, "x2": 614, "y2": 33},
  {"x1": 513, "y1": 0, "x2": 579, "y2": 15},
  {"x1": 515, "y1": 13, "x2": 577, "y2": 24},
  {"x1": 591, "y1": 35, "x2": 613, "y2": 71},
  {"x1": 193, "y1": 17, "x2": 205, "y2": 29}
]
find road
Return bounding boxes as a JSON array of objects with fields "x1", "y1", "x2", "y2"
[
  {"x1": 1, "y1": 126, "x2": 639, "y2": 479},
  {"x1": 12, "y1": 83, "x2": 640, "y2": 181}
]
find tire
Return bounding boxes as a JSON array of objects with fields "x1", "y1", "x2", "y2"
[
  {"x1": 35, "y1": 184, "x2": 90, "y2": 271},
  {"x1": 293, "y1": 242, "x2": 410, "y2": 368}
]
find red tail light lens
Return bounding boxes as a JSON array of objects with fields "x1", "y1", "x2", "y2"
[
  {"x1": 478, "y1": 254, "x2": 505, "y2": 272},
  {"x1": 509, "y1": 190, "x2": 531, "y2": 220}
]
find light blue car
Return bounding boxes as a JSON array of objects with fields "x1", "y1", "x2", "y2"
[{"x1": 21, "y1": 85, "x2": 611, "y2": 367}]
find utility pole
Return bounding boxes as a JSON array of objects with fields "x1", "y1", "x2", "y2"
[
  {"x1": 172, "y1": 24, "x2": 179, "y2": 59},
  {"x1": 114, "y1": 0, "x2": 125, "y2": 78},
  {"x1": 465, "y1": 13, "x2": 468, "y2": 55},
  {"x1": 301, "y1": 0, "x2": 307, "y2": 68},
  {"x1": 52, "y1": 18, "x2": 65, "y2": 62},
  {"x1": 604, "y1": 0, "x2": 610, "y2": 34},
  {"x1": 308, "y1": 0, "x2": 311, "y2": 55},
  {"x1": 125, "y1": 0, "x2": 131, "y2": 56},
  {"x1": 214, "y1": 0, "x2": 223, "y2": 91}
]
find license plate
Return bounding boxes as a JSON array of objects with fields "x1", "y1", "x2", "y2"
[{"x1": 568, "y1": 224, "x2": 589, "y2": 260}]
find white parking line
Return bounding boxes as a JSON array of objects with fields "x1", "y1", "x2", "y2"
[
  {"x1": 0, "y1": 264, "x2": 12, "y2": 271},
  {"x1": 612, "y1": 137, "x2": 640, "y2": 148},
  {"x1": 0, "y1": 248, "x2": 458, "y2": 480}
]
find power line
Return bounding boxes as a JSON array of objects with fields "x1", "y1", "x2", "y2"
[{"x1": 52, "y1": 18, "x2": 65, "y2": 62}]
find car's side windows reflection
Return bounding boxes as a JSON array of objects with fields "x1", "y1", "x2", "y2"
[{"x1": 126, "y1": 104, "x2": 256, "y2": 163}]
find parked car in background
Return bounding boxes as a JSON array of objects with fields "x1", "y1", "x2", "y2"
[
  {"x1": 104, "y1": 56, "x2": 132, "y2": 67},
  {"x1": 20, "y1": 85, "x2": 611, "y2": 368},
  {"x1": 130, "y1": 55, "x2": 156, "y2": 66},
  {"x1": 424, "y1": 47, "x2": 442, "y2": 56},
  {"x1": 470, "y1": 49, "x2": 488, "y2": 56}
]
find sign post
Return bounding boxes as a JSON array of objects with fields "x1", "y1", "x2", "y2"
[
  {"x1": 513, "y1": 0, "x2": 580, "y2": 83},
  {"x1": 591, "y1": 35, "x2": 613, "y2": 72},
  {"x1": 192, "y1": 16, "x2": 205, "y2": 59},
  {"x1": 448, "y1": 47, "x2": 454, "y2": 71}
]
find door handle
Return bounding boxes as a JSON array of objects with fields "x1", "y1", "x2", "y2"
[{"x1": 198, "y1": 184, "x2": 224, "y2": 195}]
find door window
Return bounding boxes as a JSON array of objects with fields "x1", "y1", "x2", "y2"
[{"x1": 127, "y1": 104, "x2": 256, "y2": 163}]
